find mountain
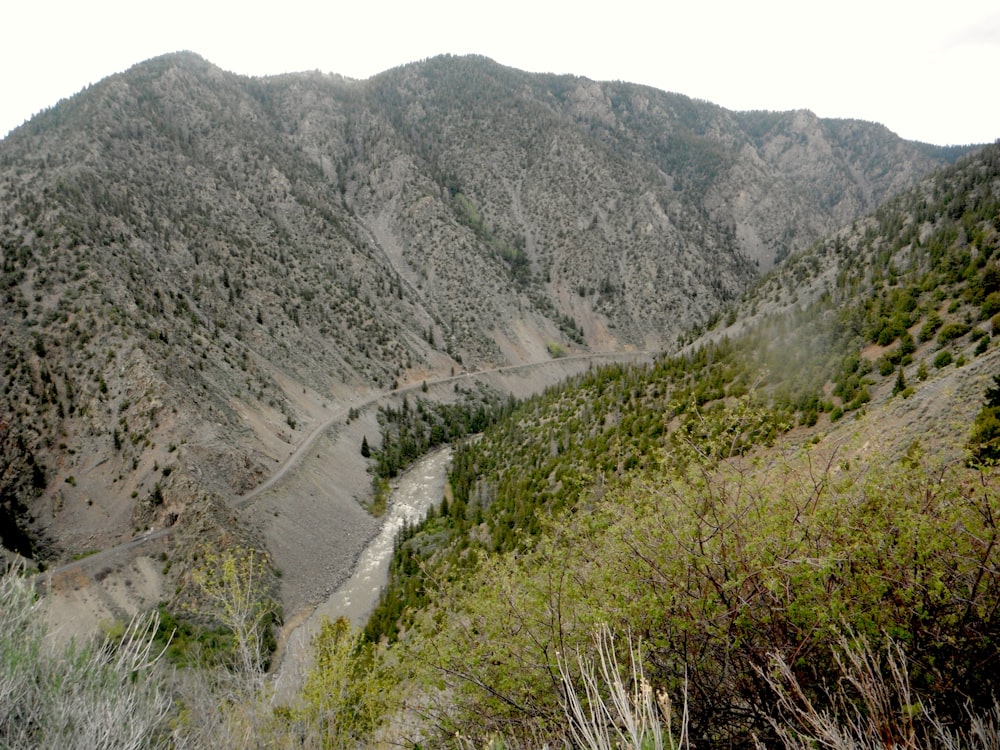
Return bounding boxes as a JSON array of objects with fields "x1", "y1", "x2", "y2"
[
  {"x1": 1, "y1": 49, "x2": 997, "y2": 749},
  {"x1": 0, "y1": 51, "x2": 970, "y2": 571}
]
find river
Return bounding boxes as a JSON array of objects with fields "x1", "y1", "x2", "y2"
[{"x1": 271, "y1": 446, "x2": 452, "y2": 700}]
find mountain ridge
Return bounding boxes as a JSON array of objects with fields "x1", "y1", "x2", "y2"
[{"x1": 1, "y1": 52, "x2": 998, "y2": 748}]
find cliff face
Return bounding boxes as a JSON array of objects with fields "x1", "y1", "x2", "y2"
[{"x1": 0, "y1": 51, "x2": 968, "y2": 562}]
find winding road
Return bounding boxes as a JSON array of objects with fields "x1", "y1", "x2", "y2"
[
  {"x1": 38, "y1": 350, "x2": 649, "y2": 609},
  {"x1": 236, "y1": 349, "x2": 649, "y2": 510}
]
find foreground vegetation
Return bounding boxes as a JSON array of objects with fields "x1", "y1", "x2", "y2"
[
  {"x1": 390, "y1": 429, "x2": 999, "y2": 745},
  {"x1": 0, "y1": 569, "x2": 172, "y2": 749}
]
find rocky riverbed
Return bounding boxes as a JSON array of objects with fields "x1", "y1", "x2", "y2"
[{"x1": 271, "y1": 446, "x2": 451, "y2": 701}]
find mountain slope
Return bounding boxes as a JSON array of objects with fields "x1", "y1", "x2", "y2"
[
  {"x1": 365, "y1": 143, "x2": 1000, "y2": 746},
  {"x1": 0, "y1": 51, "x2": 969, "y2": 569}
]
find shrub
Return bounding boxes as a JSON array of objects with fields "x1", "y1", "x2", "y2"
[
  {"x1": 0, "y1": 567, "x2": 172, "y2": 749},
  {"x1": 765, "y1": 633, "x2": 1000, "y2": 750},
  {"x1": 898, "y1": 330, "x2": 917, "y2": 356},
  {"x1": 892, "y1": 367, "x2": 907, "y2": 396},
  {"x1": 982, "y1": 291, "x2": 1000, "y2": 319},
  {"x1": 847, "y1": 386, "x2": 871, "y2": 410},
  {"x1": 937, "y1": 321, "x2": 970, "y2": 345},
  {"x1": 532, "y1": 625, "x2": 1000, "y2": 750},
  {"x1": 967, "y1": 375, "x2": 1000, "y2": 465},
  {"x1": 189, "y1": 545, "x2": 280, "y2": 678},
  {"x1": 934, "y1": 350, "x2": 953, "y2": 368},
  {"x1": 919, "y1": 312, "x2": 943, "y2": 342},
  {"x1": 292, "y1": 617, "x2": 396, "y2": 747},
  {"x1": 559, "y1": 625, "x2": 688, "y2": 750},
  {"x1": 404, "y1": 441, "x2": 1000, "y2": 746},
  {"x1": 968, "y1": 407, "x2": 1000, "y2": 466}
]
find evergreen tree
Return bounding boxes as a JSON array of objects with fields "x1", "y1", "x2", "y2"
[
  {"x1": 985, "y1": 374, "x2": 1000, "y2": 407},
  {"x1": 892, "y1": 366, "x2": 907, "y2": 396},
  {"x1": 967, "y1": 375, "x2": 1000, "y2": 465}
]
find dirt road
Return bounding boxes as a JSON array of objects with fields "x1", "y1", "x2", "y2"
[{"x1": 37, "y1": 350, "x2": 650, "y2": 642}]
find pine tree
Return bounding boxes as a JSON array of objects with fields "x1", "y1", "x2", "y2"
[
  {"x1": 361, "y1": 435, "x2": 370, "y2": 458},
  {"x1": 985, "y1": 374, "x2": 1000, "y2": 407},
  {"x1": 967, "y1": 374, "x2": 1000, "y2": 465},
  {"x1": 893, "y1": 366, "x2": 907, "y2": 396}
]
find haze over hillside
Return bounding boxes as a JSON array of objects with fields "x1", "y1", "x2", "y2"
[{"x1": 0, "y1": 51, "x2": 972, "y2": 581}]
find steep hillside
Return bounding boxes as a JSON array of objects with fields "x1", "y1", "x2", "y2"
[
  {"x1": 364, "y1": 144, "x2": 1000, "y2": 746},
  {"x1": 0, "y1": 51, "x2": 967, "y2": 570}
]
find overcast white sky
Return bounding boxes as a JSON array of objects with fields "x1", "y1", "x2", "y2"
[{"x1": 3, "y1": 0, "x2": 999, "y2": 145}]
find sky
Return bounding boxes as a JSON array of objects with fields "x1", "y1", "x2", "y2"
[{"x1": 3, "y1": 0, "x2": 999, "y2": 146}]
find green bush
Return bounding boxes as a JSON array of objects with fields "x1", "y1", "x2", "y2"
[
  {"x1": 982, "y1": 291, "x2": 1000, "y2": 319},
  {"x1": 919, "y1": 311, "x2": 943, "y2": 342},
  {"x1": 968, "y1": 375, "x2": 1000, "y2": 465},
  {"x1": 968, "y1": 407, "x2": 1000, "y2": 465},
  {"x1": 937, "y1": 321, "x2": 970, "y2": 345},
  {"x1": 293, "y1": 617, "x2": 396, "y2": 747},
  {"x1": 934, "y1": 350, "x2": 953, "y2": 368},
  {"x1": 395, "y1": 419, "x2": 1000, "y2": 746}
]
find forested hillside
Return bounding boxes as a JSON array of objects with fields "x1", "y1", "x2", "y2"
[{"x1": 362, "y1": 143, "x2": 1000, "y2": 746}]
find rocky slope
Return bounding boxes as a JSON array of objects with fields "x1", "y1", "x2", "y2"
[{"x1": 0, "y1": 51, "x2": 971, "y2": 571}]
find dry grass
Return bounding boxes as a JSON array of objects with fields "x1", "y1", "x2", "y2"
[
  {"x1": 760, "y1": 632, "x2": 1000, "y2": 750},
  {"x1": 0, "y1": 566, "x2": 173, "y2": 749},
  {"x1": 454, "y1": 626, "x2": 1000, "y2": 750},
  {"x1": 558, "y1": 625, "x2": 688, "y2": 750}
]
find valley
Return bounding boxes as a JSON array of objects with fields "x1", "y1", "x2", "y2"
[
  {"x1": 1, "y1": 50, "x2": 997, "y2": 748},
  {"x1": 35, "y1": 349, "x2": 649, "y2": 641},
  {"x1": 0, "y1": 53, "x2": 966, "y2": 583},
  {"x1": 271, "y1": 445, "x2": 452, "y2": 703}
]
